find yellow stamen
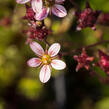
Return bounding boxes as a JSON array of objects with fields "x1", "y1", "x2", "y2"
[
  {"x1": 43, "y1": 0, "x2": 55, "y2": 7},
  {"x1": 41, "y1": 54, "x2": 51, "y2": 65}
]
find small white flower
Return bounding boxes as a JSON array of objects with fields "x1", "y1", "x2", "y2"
[{"x1": 27, "y1": 41, "x2": 66, "y2": 83}]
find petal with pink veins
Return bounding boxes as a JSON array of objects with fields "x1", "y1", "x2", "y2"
[
  {"x1": 51, "y1": 59, "x2": 66, "y2": 70},
  {"x1": 48, "y1": 43, "x2": 60, "y2": 57},
  {"x1": 30, "y1": 41, "x2": 44, "y2": 56},
  {"x1": 31, "y1": 0, "x2": 42, "y2": 13},
  {"x1": 16, "y1": 0, "x2": 30, "y2": 4},
  {"x1": 39, "y1": 65, "x2": 51, "y2": 83},
  {"x1": 52, "y1": 4, "x2": 67, "y2": 17},
  {"x1": 35, "y1": 8, "x2": 49, "y2": 20},
  {"x1": 55, "y1": 0, "x2": 65, "y2": 4},
  {"x1": 27, "y1": 58, "x2": 41, "y2": 67}
]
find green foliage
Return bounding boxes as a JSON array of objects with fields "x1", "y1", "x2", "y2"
[{"x1": 18, "y1": 78, "x2": 42, "y2": 99}]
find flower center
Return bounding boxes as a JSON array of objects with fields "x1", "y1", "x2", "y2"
[
  {"x1": 43, "y1": 0, "x2": 55, "y2": 7},
  {"x1": 41, "y1": 54, "x2": 51, "y2": 65}
]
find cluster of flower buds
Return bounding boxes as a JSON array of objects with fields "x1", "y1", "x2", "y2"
[
  {"x1": 94, "y1": 50, "x2": 109, "y2": 76},
  {"x1": 74, "y1": 49, "x2": 109, "y2": 83},
  {"x1": 73, "y1": 48, "x2": 94, "y2": 72},
  {"x1": 22, "y1": 4, "x2": 52, "y2": 42},
  {"x1": 23, "y1": 4, "x2": 35, "y2": 21},
  {"x1": 97, "y1": 13, "x2": 109, "y2": 26},
  {"x1": 25, "y1": 26, "x2": 51, "y2": 43},
  {"x1": 75, "y1": 2, "x2": 101, "y2": 30}
]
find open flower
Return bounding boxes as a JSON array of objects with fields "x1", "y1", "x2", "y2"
[
  {"x1": 16, "y1": 0, "x2": 67, "y2": 20},
  {"x1": 27, "y1": 41, "x2": 66, "y2": 83},
  {"x1": 32, "y1": 0, "x2": 67, "y2": 20}
]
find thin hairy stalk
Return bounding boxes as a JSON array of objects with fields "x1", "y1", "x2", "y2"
[{"x1": 62, "y1": 40, "x2": 109, "y2": 56}]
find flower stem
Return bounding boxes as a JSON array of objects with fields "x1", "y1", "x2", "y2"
[
  {"x1": 44, "y1": 39, "x2": 50, "y2": 47},
  {"x1": 69, "y1": 0, "x2": 80, "y2": 10},
  {"x1": 62, "y1": 40, "x2": 109, "y2": 56}
]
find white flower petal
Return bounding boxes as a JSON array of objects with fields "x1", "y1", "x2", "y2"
[
  {"x1": 51, "y1": 59, "x2": 66, "y2": 70},
  {"x1": 52, "y1": 4, "x2": 67, "y2": 17},
  {"x1": 16, "y1": 0, "x2": 30, "y2": 4},
  {"x1": 55, "y1": 0, "x2": 65, "y2": 4},
  {"x1": 31, "y1": 0, "x2": 42, "y2": 13},
  {"x1": 39, "y1": 65, "x2": 51, "y2": 83},
  {"x1": 30, "y1": 41, "x2": 44, "y2": 56},
  {"x1": 48, "y1": 43, "x2": 60, "y2": 57},
  {"x1": 27, "y1": 58, "x2": 41, "y2": 67},
  {"x1": 35, "y1": 8, "x2": 49, "y2": 20}
]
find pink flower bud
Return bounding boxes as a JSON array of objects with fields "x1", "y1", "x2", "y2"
[
  {"x1": 75, "y1": 2, "x2": 101, "y2": 30},
  {"x1": 96, "y1": 50, "x2": 109, "y2": 75},
  {"x1": 74, "y1": 48, "x2": 94, "y2": 71}
]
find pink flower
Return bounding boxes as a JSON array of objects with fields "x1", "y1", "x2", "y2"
[
  {"x1": 16, "y1": 0, "x2": 67, "y2": 20},
  {"x1": 32, "y1": 0, "x2": 67, "y2": 20},
  {"x1": 27, "y1": 41, "x2": 66, "y2": 83}
]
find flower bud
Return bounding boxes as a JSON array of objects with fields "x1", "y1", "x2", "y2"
[{"x1": 75, "y1": 2, "x2": 101, "y2": 30}]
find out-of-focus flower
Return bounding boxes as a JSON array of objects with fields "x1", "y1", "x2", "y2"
[
  {"x1": 97, "y1": 13, "x2": 109, "y2": 26},
  {"x1": 0, "y1": 17, "x2": 12, "y2": 27},
  {"x1": 73, "y1": 48, "x2": 94, "y2": 72},
  {"x1": 32, "y1": 0, "x2": 67, "y2": 20},
  {"x1": 95, "y1": 50, "x2": 109, "y2": 75},
  {"x1": 25, "y1": 26, "x2": 51, "y2": 43},
  {"x1": 75, "y1": 2, "x2": 101, "y2": 31},
  {"x1": 27, "y1": 41, "x2": 66, "y2": 83}
]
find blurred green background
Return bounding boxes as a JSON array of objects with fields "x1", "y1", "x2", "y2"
[{"x1": 0, "y1": 0, "x2": 109, "y2": 109}]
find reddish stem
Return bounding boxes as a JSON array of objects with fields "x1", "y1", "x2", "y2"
[{"x1": 62, "y1": 40, "x2": 109, "y2": 56}]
